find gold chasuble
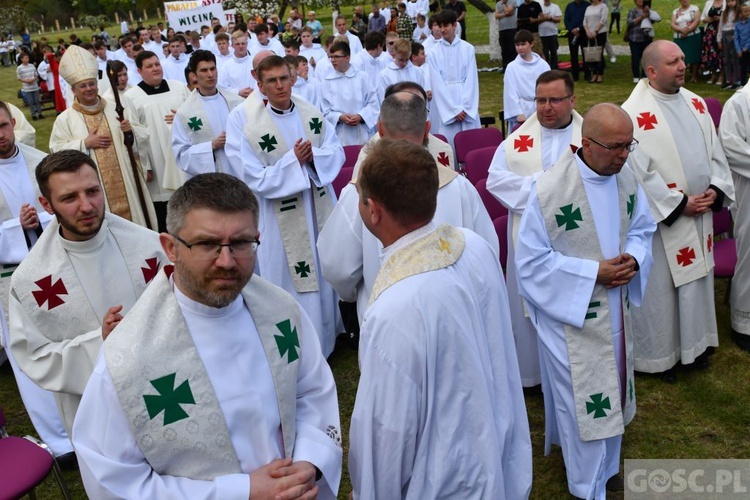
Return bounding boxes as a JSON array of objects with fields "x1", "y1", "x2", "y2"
[{"x1": 72, "y1": 98, "x2": 132, "y2": 222}]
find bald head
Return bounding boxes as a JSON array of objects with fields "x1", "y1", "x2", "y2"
[
  {"x1": 253, "y1": 49, "x2": 275, "y2": 70},
  {"x1": 581, "y1": 103, "x2": 634, "y2": 176},
  {"x1": 378, "y1": 91, "x2": 429, "y2": 143},
  {"x1": 641, "y1": 40, "x2": 686, "y2": 94}
]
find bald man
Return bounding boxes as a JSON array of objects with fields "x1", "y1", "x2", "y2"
[
  {"x1": 516, "y1": 103, "x2": 656, "y2": 499},
  {"x1": 622, "y1": 40, "x2": 735, "y2": 381},
  {"x1": 318, "y1": 83, "x2": 497, "y2": 328}
]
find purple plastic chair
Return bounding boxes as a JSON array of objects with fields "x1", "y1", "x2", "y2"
[
  {"x1": 463, "y1": 146, "x2": 499, "y2": 186},
  {"x1": 453, "y1": 127, "x2": 504, "y2": 166},
  {"x1": 705, "y1": 97, "x2": 722, "y2": 129},
  {"x1": 332, "y1": 144, "x2": 362, "y2": 197},
  {"x1": 0, "y1": 407, "x2": 71, "y2": 499},
  {"x1": 475, "y1": 178, "x2": 508, "y2": 221},
  {"x1": 433, "y1": 133, "x2": 449, "y2": 144},
  {"x1": 493, "y1": 215, "x2": 509, "y2": 270},
  {"x1": 713, "y1": 208, "x2": 737, "y2": 279}
]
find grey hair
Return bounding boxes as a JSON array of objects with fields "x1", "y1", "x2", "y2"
[{"x1": 379, "y1": 91, "x2": 428, "y2": 138}]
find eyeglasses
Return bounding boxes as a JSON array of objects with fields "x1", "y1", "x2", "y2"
[
  {"x1": 534, "y1": 95, "x2": 573, "y2": 106},
  {"x1": 587, "y1": 137, "x2": 639, "y2": 153},
  {"x1": 329, "y1": 54, "x2": 347, "y2": 60},
  {"x1": 172, "y1": 235, "x2": 260, "y2": 260}
]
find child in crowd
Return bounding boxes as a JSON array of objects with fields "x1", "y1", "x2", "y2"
[
  {"x1": 735, "y1": 3, "x2": 750, "y2": 84},
  {"x1": 719, "y1": 0, "x2": 741, "y2": 89},
  {"x1": 17, "y1": 52, "x2": 42, "y2": 120},
  {"x1": 503, "y1": 29, "x2": 550, "y2": 132}
]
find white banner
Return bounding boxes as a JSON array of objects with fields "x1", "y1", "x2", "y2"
[
  {"x1": 222, "y1": 8, "x2": 236, "y2": 25},
  {"x1": 165, "y1": 0, "x2": 225, "y2": 32}
]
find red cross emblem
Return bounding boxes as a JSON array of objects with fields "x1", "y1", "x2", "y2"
[
  {"x1": 692, "y1": 98, "x2": 706, "y2": 114},
  {"x1": 637, "y1": 112, "x2": 658, "y2": 131},
  {"x1": 514, "y1": 135, "x2": 534, "y2": 152},
  {"x1": 707, "y1": 234, "x2": 713, "y2": 253},
  {"x1": 676, "y1": 247, "x2": 696, "y2": 267},
  {"x1": 667, "y1": 182, "x2": 684, "y2": 193},
  {"x1": 141, "y1": 257, "x2": 160, "y2": 284},
  {"x1": 437, "y1": 152, "x2": 451, "y2": 167},
  {"x1": 32, "y1": 275, "x2": 68, "y2": 310}
]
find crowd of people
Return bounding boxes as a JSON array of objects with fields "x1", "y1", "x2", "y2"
[{"x1": 0, "y1": 3, "x2": 749, "y2": 499}]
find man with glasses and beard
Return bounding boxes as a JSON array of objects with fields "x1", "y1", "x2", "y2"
[{"x1": 73, "y1": 173, "x2": 342, "y2": 500}]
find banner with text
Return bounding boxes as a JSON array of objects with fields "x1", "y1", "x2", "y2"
[{"x1": 165, "y1": 0, "x2": 225, "y2": 31}]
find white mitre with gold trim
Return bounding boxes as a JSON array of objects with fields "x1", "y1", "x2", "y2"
[{"x1": 59, "y1": 45, "x2": 99, "y2": 87}]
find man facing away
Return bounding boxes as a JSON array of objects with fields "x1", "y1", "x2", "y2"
[
  {"x1": 515, "y1": 103, "x2": 656, "y2": 498},
  {"x1": 9, "y1": 150, "x2": 166, "y2": 435},
  {"x1": 349, "y1": 139, "x2": 532, "y2": 499},
  {"x1": 73, "y1": 173, "x2": 342, "y2": 499},
  {"x1": 318, "y1": 83, "x2": 497, "y2": 328},
  {"x1": 225, "y1": 55, "x2": 344, "y2": 357},
  {"x1": 172, "y1": 50, "x2": 244, "y2": 179},
  {"x1": 622, "y1": 40, "x2": 735, "y2": 381}
]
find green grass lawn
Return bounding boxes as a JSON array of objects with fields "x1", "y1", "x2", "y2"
[{"x1": 1, "y1": 2, "x2": 747, "y2": 497}]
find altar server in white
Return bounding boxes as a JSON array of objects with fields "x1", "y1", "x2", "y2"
[
  {"x1": 225, "y1": 56, "x2": 344, "y2": 357},
  {"x1": 719, "y1": 81, "x2": 750, "y2": 352},
  {"x1": 172, "y1": 50, "x2": 243, "y2": 179},
  {"x1": 9, "y1": 150, "x2": 167, "y2": 434},
  {"x1": 487, "y1": 69, "x2": 583, "y2": 388},
  {"x1": 73, "y1": 173, "x2": 342, "y2": 500},
  {"x1": 218, "y1": 31, "x2": 256, "y2": 98},
  {"x1": 334, "y1": 15, "x2": 364, "y2": 55},
  {"x1": 516, "y1": 104, "x2": 656, "y2": 499},
  {"x1": 349, "y1": 139, "x2": 532, "y2": 500},
  {"x1": 318, "y1": 85, "x2": 496, "y2": 326},
  {"x1": 622, "y1": 40, "x2": 735, "y2": 377},
  {"x1": 377, "y1": 38, "x2": 425, "y2": 102},
  {"x1": 350, "y1": 32, "x2": 390, "y2": 83},
  {"x1": 427, "y1": 10, "x2": 479, "y2": 148},
  {"x1": 321, "y1": 41, "x2": 380, "y2": 147},
  {"x1": 502, "y1": 29, "x2": 551, "y2": 132}
]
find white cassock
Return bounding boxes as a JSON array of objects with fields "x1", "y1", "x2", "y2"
[
  {"x1": 125, "y1": 80, "x2": 191, "y2": 202},
  {"x1": 172, "y1": 90, "x2": 241, "y2": 177},
  {"x1": 73, "y1": 284, "x2": 341, "y2": 500},
  {"x1": 215, "y1": 51, "x2": 233, "y2": 70},
  {"x1": 0, "y1": 145, "x2": 69, "y2": 457},
  {"x1": 427, "y1": 36, "x2": 480, "y2": 149},
  {"x1": 486, "y1": 117, "x2": 579, "y2": 387},
  {"x1": 503, "y1": 53, "x2": 551, "y2": 123},
  {"x1": 422, "y1": 34, "x2": 439, "y2": 53},
  {"x1": 340, "y1": 31, "x2": 364, "y2": 55},
  {"x1": 249, "y1": 38, "x2": 285, "y2": 57},
  {"x1": 318, "y1": 172, "x2": 498, "y2": 325},
  {"x1": 350, "y1": 50, "x2": 390, "y2": 84},
  {"x1": 224, "y1": 103, "x2": 344, "y2": 357},
  {"x1": 624, "y1": 85, "x2": 735, "y2": 372},
  {"x1": 515, "y1": 156, "x2": 655, "y2": 500},
  {"x1": 162, "y1": 53, "x2": 189, "y2": 84},
  {"x1": 719, "y1": 86, "x2": 750, "y2": 338},
  {"x1": 293, "y1": 77, "x2": 322, "y2": 110},
  {"x1": 321, "y1": 67, "x2": 380, "y2": 147},
  {"x1": 377, "y1": 61, "x2": 425, "y2": 103},
  {"x1": 143, "y1": 40, "x2": 165, "y2": 58},
  {"x1": 299, "y1": 44, "x2": 328, "y2": 79},
  {"x1": 9, "y1": 217, "x2": 165, "y2": 433},
  {"x1": 113, "y1": 53, "x2": 141, "y2": 85},
  {"x1": 349, "y1": 224, "x2": 532, "y2": 500},
  {"x1": 218, "y1": 54, "x2": 256, "y2": 94},
  {"x1": 49, "y1": 98, "x2": 157, "y2": 228}
]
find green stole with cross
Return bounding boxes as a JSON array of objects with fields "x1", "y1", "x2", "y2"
[
  {"x1": 103, "y1": 270, "x2": 302, "y2": 479},
  {"x1": 175, "y1": 88, "x2": 244, "y2": 173},
  {"x1": 243, "y1": 96, "x2": 332, "y2": 293},
  {"x1": 622, "y1": 81, "x2": 714, "y2": 287},
  {"x1": 536, "y1": 150, "x2": 637, "y2": 441}
]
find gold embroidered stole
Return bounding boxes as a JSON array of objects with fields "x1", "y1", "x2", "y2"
[{"x1": 73, "y1": 97, "x2": 132, "y2": 221}]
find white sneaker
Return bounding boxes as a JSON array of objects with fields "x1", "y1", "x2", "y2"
[
  {"x1": 633, "y1": 77, "x2": 639, "y2": 83},
  {"x1": 610, "y1": 56, "x2": 616, "y2": 63}
]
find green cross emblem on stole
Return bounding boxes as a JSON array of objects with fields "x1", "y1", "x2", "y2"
[
  {"x1": 555, "y1": 204, "x2": 583, "y2": 231},
  {"x1": 309, "y1": 117, "x2": 323, "y2": 134},
  {"x1": 187, "y1": 116, "x2": 203, "y2": 131},
  {"x1": 627, "y1": 194, "x2": 636, "y2": 219},
  {"x1": 275, "y1": 319, "x2": 300, "y2": 363},
  {"x1": 586, "y1": 393, "x2": 611, "y2": 419},
  {"x1": 260, "y1": 133, "x2": 278, "y2": 152},
  {"x1": 295, "y1": 261, "x2": 311, "y2": 277},
  {"x1": 143, "y1": 373, "x2": 195, "y2": 426}
]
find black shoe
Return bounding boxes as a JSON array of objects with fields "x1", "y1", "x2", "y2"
[
  {"x1": 31, "y1": 115, "x2": 37, "y2": 121},
  {"x1": 606, "y1": 474, "x2": 624, "y2": 491},
  {"x1": 55, "y1": 451, "x2": 78, "y2": 471},
  {"x1": 722, "y1": 82, "x2": 734, "y2": 89},
  {"x1": 659, "y1": 368, "x2": 677, "y2": 383},
  {"x1": 732, "y1": 330, "x2": 750, "y2": 352},
  {"x1": 522, "y1": 384, "x2": 543, "y2": 396},
  {"x1": 37, "y1": 113, "x2": 44, "y2": 119},
  {"x1": 683, "y1": 350, "x2": 711, "y2": 371}
]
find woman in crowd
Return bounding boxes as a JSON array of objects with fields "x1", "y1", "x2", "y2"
[
  {"x1": 672, "y1": 0, "x2": 702, "y2": 82},
  {"x1": 626, "y1": 0, "x2": 661, "y2": 83},
  {"x1": 701, "y1": 0, "x2": 725, "y2": 84},
  {"x1": 584, "y1": 0, "x2": 609, "y2": 83}
]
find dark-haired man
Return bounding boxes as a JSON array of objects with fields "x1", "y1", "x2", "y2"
[
  {"x1": 9, "y1": 149, "x2": 165, "y2": 435},
  {"x1": 172, "y1": 50, "x2": 243, "y2": 178},
  {"x1": 487, "y1": 69, "x2": 582, "y2": 389},
  {"x1": 73, "y1": 173, "x2": 342, "y2": 499},
  {"x1": 126, "y1": 50, "x2": 190, "y2": 231},
  {"x1": 349, "y1": 139, "x2": 531, "y2": 498},
  {"x1": 225, "y1": 56, "x2": 344, "y2": 357}
]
